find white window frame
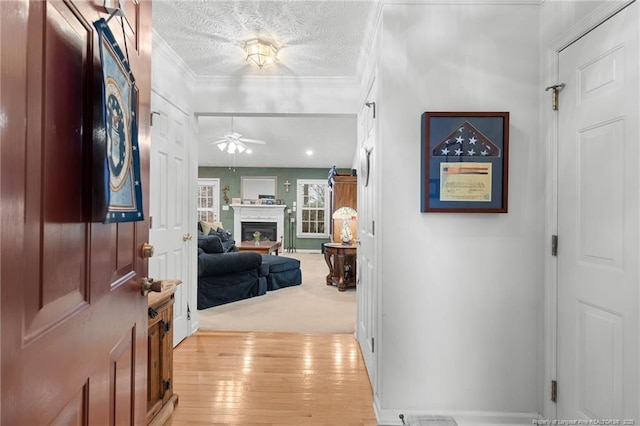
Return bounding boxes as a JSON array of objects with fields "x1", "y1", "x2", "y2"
[
  {"x1": 296, "y1": 179, "x2": 330, "y2": 238},
  {"x1": 197, "y1": 178, "x2": 220, "y2": 223}
]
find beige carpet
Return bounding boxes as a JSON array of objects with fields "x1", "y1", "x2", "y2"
[{"x1": 197, "y1": 252, "x2": 357, "y2": 334}]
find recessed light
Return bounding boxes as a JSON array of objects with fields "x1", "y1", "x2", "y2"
[
  {"x1": 246, "y1": 149, "x2": 253, "y2": 154},
  {"x1": 306, "y1": 150, "x2": 313, "y2": 156}
]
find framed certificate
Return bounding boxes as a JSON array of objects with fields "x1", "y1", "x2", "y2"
[{"x1": 421, "y1": 112, "x2": 509, "y2": 213}]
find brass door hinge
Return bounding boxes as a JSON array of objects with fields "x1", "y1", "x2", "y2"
[
  {"x1": 551, "y1": 380, "x2": 557, "y2": 402},
  {"x1": 551, "y1": 235, "x2": 558, "y2": 257}
]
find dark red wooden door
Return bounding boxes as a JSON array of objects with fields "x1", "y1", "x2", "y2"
[{"x1": 1, "y1": 0, "x2": 152, "y2": 423}]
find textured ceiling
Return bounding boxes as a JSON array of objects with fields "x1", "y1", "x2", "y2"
[
  {"x1": 152, "y1": 1, "x2": 375, "y2": 169},
  {"x1": 152, "y1": 1, "x2": 375, "y2": 78}
]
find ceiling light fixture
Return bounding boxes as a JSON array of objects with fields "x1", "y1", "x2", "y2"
[
  {"x1": 217, "y1": 141, "x2": 246, "y2": 154},
  {"x1": 245, "y1": 39, "x2": 278, "y2": 69},
  {"x1": 212, "y1": 117, "x2": 267, "y2": 154}
]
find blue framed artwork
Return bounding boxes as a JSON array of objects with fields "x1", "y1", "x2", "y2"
[
  {"x1": 94, "y1": 18, "x2": 144, "y2": 223},
  {"x1": 421, "y1": 112, "x2": 509, "y2": 213}
]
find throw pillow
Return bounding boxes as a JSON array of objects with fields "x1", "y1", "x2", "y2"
[
  {"x1": 210, "y1": 227, "x2": 231, "y2": 242},
  {"x1": 197, "y1": 234, "x2": 224, "y2": 254},
  {"x1": 199, "y1": 220, "x2": 223, "y2": 236}
]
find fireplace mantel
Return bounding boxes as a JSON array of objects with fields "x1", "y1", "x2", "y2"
[{"x1": 230, "y1": 204, "x2": 287, "y2": 242}]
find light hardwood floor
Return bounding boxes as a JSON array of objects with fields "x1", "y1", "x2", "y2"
[{"x1": 168, "y1": 331, "x2": 377, "y2": 426}]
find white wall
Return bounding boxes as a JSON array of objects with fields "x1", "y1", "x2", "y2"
[
  {"x1": 149, "y1": 2, "x2": 634, "y2": 423},
  {"x1": 540, "y1": 0, "x2": 610, "y2": 46},
  {"x1": 373, "y1": 4, "x2": 544, "y2": 424},
  {"x1": 190, "y1": 76, "x2": 361, "y2": 115},
  {"x1": 151, "y1": 30, "x2": 194, "y2": 114}
]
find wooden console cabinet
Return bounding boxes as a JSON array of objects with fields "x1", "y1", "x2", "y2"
[
  {"x1": 147, "y1": 280, "x2": 180, "y2": 425},
  {"x1": 332, "y1": 175, "x2": 357, "y2": 210}
]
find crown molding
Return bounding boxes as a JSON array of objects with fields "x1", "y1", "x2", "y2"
[
  {"x1": 355, "y1": 0, "x2": 383, "y2": 80},
  {"x1": 152, "y1": 30, "x2": 359, "y2": 90},
  {"x1": 383, "y1": 0, "x2": 542, "y2": 4},
  {"x1": 152, "y1": 29, "x2": 197, "y2": 82},
  {"x1": 549, "y1": 0, "x2": 634, "y2": 51},
  {"x1": 191, "y1": 74, "x2": 360, "y2": 88},
  {"x1": 195, "y1": 112, "x2": 356, "y2": 118}
]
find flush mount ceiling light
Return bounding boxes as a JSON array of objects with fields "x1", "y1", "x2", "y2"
[{"x1": 245, "y1": 39, "x2": 278, "y2": 69}]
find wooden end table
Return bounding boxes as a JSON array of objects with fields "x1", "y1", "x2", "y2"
[
  {"x1": 323, "y1": 242, "x2": 357, "y2": 291},
  {"x1": 237, "y1": 240, "x2": 282, "y2": 255}
]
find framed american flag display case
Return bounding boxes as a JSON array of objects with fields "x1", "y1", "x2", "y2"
[{"x1": 421, "y1": 112, "x2": 509, "y2": 213}]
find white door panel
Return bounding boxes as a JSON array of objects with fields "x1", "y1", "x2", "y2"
[
  {"x1": 357, "y1": 78, "x2": 378, "y2": 391},
  {"x1": 150, "y1": 93, "x2": 192, "y2": 346},
  {"x1": 557, "y1": 4, "x2": 638, "y2": 420}
]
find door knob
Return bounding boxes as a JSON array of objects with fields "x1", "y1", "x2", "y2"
[
  {"x1": 183, "y1": 233, "x2": 193, "y2": 241},
  {"x1": 141, "y1": 243, "x2": 154, "y2": 259},
  {"x1": 141, "y1": 277, "x2": 163, "y2": 296}
]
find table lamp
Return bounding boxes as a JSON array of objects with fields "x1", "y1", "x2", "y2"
[{"x1": 332, "y1": 206, "x2": 357, "y2": 245}]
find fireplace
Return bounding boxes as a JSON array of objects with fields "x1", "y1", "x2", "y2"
[
  {"x1": 241, "y1": 222, "x2": 277, "y2": 242},
  {"x1": 230, "y1": 204, "x2": 287, "y2": 243}
]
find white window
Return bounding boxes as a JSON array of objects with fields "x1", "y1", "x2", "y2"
[
  {"x1": 296, "y1": 179, "x2": 330, "y2": 238},
  {"x1": 197, "y1": 178, "x2": 220, "y2": 223}
]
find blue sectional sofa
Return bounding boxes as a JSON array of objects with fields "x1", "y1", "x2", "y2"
[
  {"x1": 260, "y1": 255, "x2": 302, "y2": 290},
  {"x1": 196, "y1": 223, "x2": 302, "y2": 309},
  {"x1": 197, "y1": 249, "x2": 268, "y2": 309}
]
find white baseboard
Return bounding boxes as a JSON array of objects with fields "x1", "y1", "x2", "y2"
[
  {"x1": 189, "y1": 320, "x2": 199, "y2": 335},
  {"x1": 374, "y1": 397, "x2": 541, "y2": 426},
  {"x1": 284, "y1": 249, "x2": 322, "y2": 254}
]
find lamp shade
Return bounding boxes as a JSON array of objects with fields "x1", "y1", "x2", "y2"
[{"x1": 332, "y1": 206, "x2": 357, "y2": 220}]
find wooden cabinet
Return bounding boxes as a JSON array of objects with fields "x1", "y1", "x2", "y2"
[
  {"x1": 332, "y1": 175, "x2": 357, "y2": 211},
  {"x1": 331, "y1": 175, "x2": 357, "y2": 243},
  {"x1": 147, "y1": 281, "x2": 180, "y2": 425}
]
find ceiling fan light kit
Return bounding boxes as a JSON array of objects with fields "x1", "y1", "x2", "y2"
[
  {"x1": 245, "y1": 39, "x2": 277, "y2": 69},
  {"x1": 216, "y1": 141, "x2": 246, "y2": 154},
  {"x1": 212, "y1": 117, "x2": 267, "y2": 155}
]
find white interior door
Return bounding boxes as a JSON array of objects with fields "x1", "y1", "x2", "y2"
[
  {"x1": 557, "y1": 3, "x2": 639, "y2": 420},
  {"x1": 149, "y1": 92, "x2": 192, "y2": 346},
  {"x1": 357, "y1": 79, "x2": 378, "y2": 391}
]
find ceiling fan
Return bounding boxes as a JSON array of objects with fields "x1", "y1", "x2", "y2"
[{"x1": 212, "y1": 117, "x2": 266, "y2": 154}]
